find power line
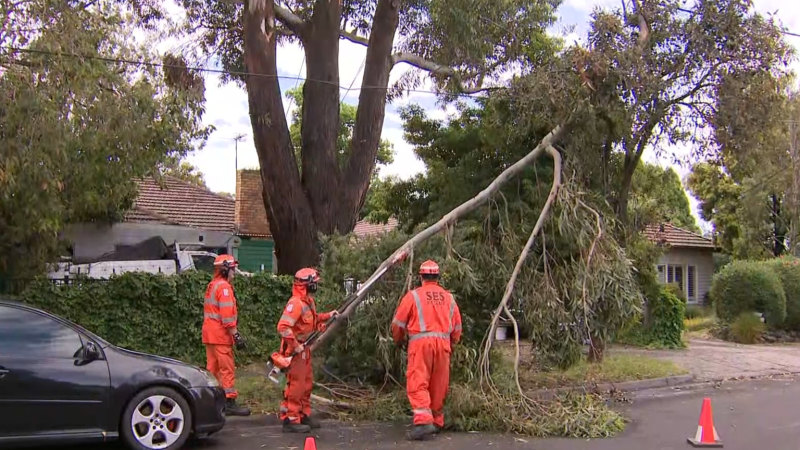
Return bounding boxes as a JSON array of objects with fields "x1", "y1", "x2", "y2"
[{"x1": 1, "y1": 45, "x2": 487, "y2": 99}]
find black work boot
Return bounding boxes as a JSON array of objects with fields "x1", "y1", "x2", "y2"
[
  {"x1": 225, "y1": 398, "x2": 251, "y2": 416},
  {"x1": 283, "y1": 419, "x2": 312, "y2": 433},
  {"x1": 406, "y1": 424, "x2": 436, "y2": 441},
  {"x1": 301, "y1": 415, "x2": 322, "y2": 429}
]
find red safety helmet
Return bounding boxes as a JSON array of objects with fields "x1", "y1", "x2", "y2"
[
  {"x1": 213, "y1": 254, "x2": 238, "y2": 268},
  {"x1": 419, "y1": 260, "x2": 440, "y2": 276},
  {"x1": 294, "y1": 268, "x2": 320, "y2": 284}
]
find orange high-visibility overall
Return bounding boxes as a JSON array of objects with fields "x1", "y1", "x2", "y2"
[
  {"x1": 391, "y1": 281, "x2": 462, "y2": 428},
  {"x1": 202, "y1": 276, "x2": 239, "y2": 399},
  {"x1": 276, "y1": 283, "x2": 333, "y2": 424}
]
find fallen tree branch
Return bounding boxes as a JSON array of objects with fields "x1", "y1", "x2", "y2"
[
  {"x1": 310, "y1": 393, "x2": 352, "y2": 409},
  {"x1": 478, "y1": 144, "x2": 563, "y2": 399},
  {"x1": 310, "y1": 124, "x2": 567, "y2": 352}
]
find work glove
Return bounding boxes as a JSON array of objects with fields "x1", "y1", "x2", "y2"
[{"x1": 233, "y1": 332, "x2": 247, "y2": 350}]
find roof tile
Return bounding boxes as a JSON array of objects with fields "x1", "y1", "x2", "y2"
[
  {"x1": 125, "y1": 177, "x2": 235, "y2": 232},
  {"x1": 643, "y1": 223, "x2": 715, "y2": 249}
]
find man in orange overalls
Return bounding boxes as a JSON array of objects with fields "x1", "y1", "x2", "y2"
[
  {"x1": 202, "y1": 254, "x2": 250, "y2": 416},
  {"x1": 391, "y1": 260, "x2": 462, "y2": 441},
  {"x1": 277, "y1": 268, "x2": 339, "y2": 433}
]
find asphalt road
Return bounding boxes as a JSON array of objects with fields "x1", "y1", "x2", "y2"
[{"x1": 34, "y1": 375, "x2": 800, "y2": 450}]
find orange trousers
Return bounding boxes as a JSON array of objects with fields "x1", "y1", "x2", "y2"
[
  {"x1": 280, "y1": 347, "x2": 312, "y2": 424},
  {"x1": 406, "y1": 339, "x2": 451, "y2": 427},
  {"x1": 206, "y1": 344, "x2": 237, "y2": 399}
]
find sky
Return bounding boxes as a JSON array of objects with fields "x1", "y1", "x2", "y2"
[{"x1": 175, "y1": 0, "x2": 800, "y2": 233}]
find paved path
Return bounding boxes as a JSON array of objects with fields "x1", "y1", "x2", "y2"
[{"x1": 614, "y1": 338, "x2": 800, "y2": 381}]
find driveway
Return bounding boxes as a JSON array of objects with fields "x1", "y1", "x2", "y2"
[{"x1": 614, "y1": 337, "x2": 800, "y2": 381}]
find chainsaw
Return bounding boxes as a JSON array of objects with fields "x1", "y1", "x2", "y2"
[{"x1": 265, "y1": 251, "x2": 407, "y2": 384}]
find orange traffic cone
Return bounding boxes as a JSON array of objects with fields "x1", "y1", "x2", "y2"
[
  {"x1": 687, "y1": 397, "x2": 723, "y2": 447},
  {"x1": 304, "y1": 436, "x2": 317, "y2": 450}
]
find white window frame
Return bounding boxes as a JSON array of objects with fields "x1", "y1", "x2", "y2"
[{"x1": 655, "y1": 263, "x2": 698, "y2": 303}]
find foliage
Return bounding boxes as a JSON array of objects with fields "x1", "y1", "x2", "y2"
[
  {"x1": 665, "y1": 283, "x2": 687, "y2": 303},
  {"x1": 578, "y1": 0, "x2": 791, "y2": 225},
  {"x1": 0, "y1": 1, "x2": 210, "y2": 281},
  {"x1": 19, "y1": 271, "x2": 293, "y2": 365},
  {"x1": 711, "y1": 261, "x2": 786, "y2": 328},
  {"x1": 629, "y1": 164, "x2": 698, "y2": 232},
  {"x1": 688, "y1": 162, "x2": 787, "y2": 259},
  {"x1": 685, "y1": 305, "x2": 712, "y2": 320},
  {"x1": 645, "y1": 287, "x2": 686, "y2": 348},
  {"x1": 618, "y1": 286, "x2": 686, "y2": 349},
  {"x1": 684, "y1": 316, "x2": 716, "y2": 333},
  {"x1": 317, "y1": 171, "x2": 642, "y2": 378},
  {"x1": 161, "y1": 161, "x2": 208, "y2": 188},
  {"x1": 728, "y1": 312, "x2": 766, "y2": 344},
  {"x1": 764, "y1": 256, "x2": 800, "y2": 330}
]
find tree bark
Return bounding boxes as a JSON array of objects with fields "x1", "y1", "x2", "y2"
[
  {"x1": 338, "y1": 0, "x2": 401, "y2": 232},
  {"x1": 301, "y1": 0, "x2": 343, "y2": 236},
  {"x1": 243, "y1": 0, "x2": 318, "y2": 274}
]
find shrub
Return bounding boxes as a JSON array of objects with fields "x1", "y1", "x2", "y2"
[
  {"x1": 729, "y1": 312, "x2": 765, "y2": 344},
  {"x1": 646, "y1": 286, "x2": 685, "y2": 348},
  {"x1": 19, "y1": 271, "x2": 293, "y2": 365},
  {"x1": 685, "y1": 305, "x2": 711, "y2": 320},
  {"x1": 665, "y1": 283, "x2": 687, "y2": 303},
  {"x1": 763, "y1": 256, "x2": 800, "y2": 330},
  {"x1": 711, "y1": 261, "x2": 786, "y2": 328}
]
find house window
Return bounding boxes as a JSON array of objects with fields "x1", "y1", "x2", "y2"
[
  {"x1": 687, "y1": 265, "x2": 697, "y2": 301},
  {"x1": 658, "y1": 264, "x2": 686, "y2": 295}
]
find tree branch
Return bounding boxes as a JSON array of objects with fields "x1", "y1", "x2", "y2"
[
  {"x1": 340, "y1": 29, "x2": 368, "y2": 46},
  {"x1": 273, "y1": 3, "x2": 307, "y2": 38},
  {"x1": 392, "y1": 52, "x2": 455, "y2": 76},
  {"x1": 479, "y1": 144, "x2": 563, "y2": 398},
  {"x1": 311, "y1": 123, "x2": 568, "y2": 352},
  {"x1": 631, "y1": 0, "x2": 650, "y2": 52}
]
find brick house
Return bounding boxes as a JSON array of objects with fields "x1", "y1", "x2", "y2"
[
  {"x1": 644, "y1": 223, "x2": 717, "y2": 305},
  {"x1": 234, "y1": 170, "x2": 398, "y2": 273}
]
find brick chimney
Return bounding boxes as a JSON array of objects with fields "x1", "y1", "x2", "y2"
[{"x1": 235, "y1": 169, "x2": 272, "y2": 237}]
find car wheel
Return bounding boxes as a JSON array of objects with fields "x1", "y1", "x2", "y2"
[{"x1": 121, "y1": 387, "x2": 193, "y2": 450}]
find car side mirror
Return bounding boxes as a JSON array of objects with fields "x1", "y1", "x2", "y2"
[{"x1": 83, "y1": 341, "x2": 101, "y2": 361}]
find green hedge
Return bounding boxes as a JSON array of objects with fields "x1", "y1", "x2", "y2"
[
  {"x1": 19, "y1": 271, "x2": 293, "y2": 365},
  {"x1": 711, "y1": 261, "x2": 786, "y2": 328},
  {"x1": 764, "y1": 256, "x2": 800, "y2": 330},
  {"x1": 647, "y1": 286, "x2": 686, "y2": 348}
]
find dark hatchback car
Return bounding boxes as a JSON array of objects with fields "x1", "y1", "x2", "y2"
[{"x1": 0, "y1": 299, "x2": 226, "y2": 449}]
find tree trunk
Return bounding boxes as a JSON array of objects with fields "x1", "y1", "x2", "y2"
[
  {"x1": 243, "y1": 0, "x2": 318, "y2": 274},
  {"x1": 337, "y1": 0, "x2": 401, "y2": 232},
  {"x1": 616, "y1": 154, "x2": 637, "y2": 229},
  {"x1": 301, "y1": 0, "x2": 343, "y2": 235},
  {"x1": 772, "y1": 194, "x2": 786, "y2": 257},
  {"x1": 587, "y1": 335, "x2": 605, "y2": 363}
]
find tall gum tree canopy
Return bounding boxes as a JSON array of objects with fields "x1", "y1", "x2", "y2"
[
  {"x1": 169, "y1": 0, "x2": 562, "y2": 273},
  {"x1": 578, "y1": 0, "x2": 791, "y2": 226}
]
